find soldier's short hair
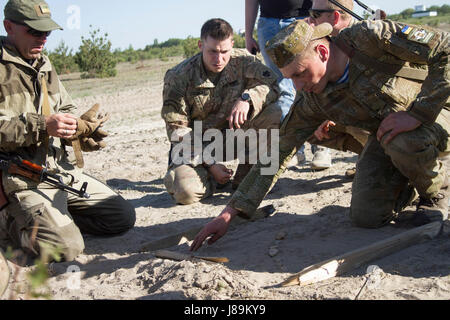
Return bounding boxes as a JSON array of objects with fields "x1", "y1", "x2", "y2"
[{"x1": 200, "y1": 18, "x2": 234, "y2": 41}]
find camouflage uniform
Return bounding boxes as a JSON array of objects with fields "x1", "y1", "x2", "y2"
[
  {"x1": 228, "y1": 20, "x2": 449, "y2": 227},
  {"x1": 161, "y1": 49, "x2": 283, "y2": 204},
  {"x1": 0, "y1": 38, "x2": 136, "y2": 261}
]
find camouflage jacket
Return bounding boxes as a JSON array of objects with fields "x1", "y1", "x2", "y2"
[
  {"x1": 161, "y1": 49, "x2": 280, "y2": 166},
  {"x1": 229, "y1": 19, "x2": 450, "y2": 218},
  {"x1": 0, "y1": 37, "x2": 77, "y2": 193}
]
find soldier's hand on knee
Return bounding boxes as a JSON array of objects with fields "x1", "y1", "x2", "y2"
[
  {"x1": 208, "y1": 164, "x2": 233, "y2": 184},
  {"x1": 377, "y1": 111, "x2": 421, "y2": 145},
  {"x1": 45, "y1": 113, "x2": 78, "y2": 138}
]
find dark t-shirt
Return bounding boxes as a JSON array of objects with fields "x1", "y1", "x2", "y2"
[{"x1": 259, "y1": 0, "x2": 312, "y2": 18}]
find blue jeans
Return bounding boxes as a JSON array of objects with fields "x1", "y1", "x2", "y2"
[{"x1": 257, "y1": 16, "x2": 307, "y2": 153}]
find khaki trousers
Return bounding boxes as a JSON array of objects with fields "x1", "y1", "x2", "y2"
[{"x1": 0, "y1": 171, "x2": 136, "y2": 261}]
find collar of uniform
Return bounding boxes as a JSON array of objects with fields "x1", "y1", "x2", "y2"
[
  {"x1": 323, "y1": 81, "x2": 348, "y2": 96},
  {"x1": 0, "y1": 36, "x2": 52, "y2": 73},
  {"x1": 195, "y1": 50, "x2": 240, "y2": 89},
  {"x1": 194, "y1": 53, "x2": 216, "y2": 89},
  {"x1": 219, "y1": 52, "x2": 239, "y2": 85}
]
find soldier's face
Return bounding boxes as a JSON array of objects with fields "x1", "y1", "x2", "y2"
[
  {"x1": 199, "y1": 36, "x2": 234, "y2": 73},
  {"x1": 4, "y1": 20, "x2": 48, "y2": 60},
  {"x1": 281, "y1": 52, "x2": 327, "y2": 94}
]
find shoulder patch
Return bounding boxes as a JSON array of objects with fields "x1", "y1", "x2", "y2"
[{"x1": 402, "y1": 26, "x2": 435, "y2": 45}]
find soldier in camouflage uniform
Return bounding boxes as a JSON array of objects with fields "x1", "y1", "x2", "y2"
[
  {"x1": 0, "y1": 0, "x2": 136, "y2": 262},
  {"x1": 161, "y1": 18, "x2": 283, "y2": 205},
  {"x1": 191, "y1": 19, "x2": 449, "y2": 251}
]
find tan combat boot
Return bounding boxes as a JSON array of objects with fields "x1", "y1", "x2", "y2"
[{"x1": 413, "y1": 177, "x2": 449, "y2": 226}]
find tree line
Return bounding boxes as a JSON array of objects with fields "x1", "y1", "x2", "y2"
[
  {"x1": 387, "y1": 4, "x2": 450, "y2": 20},
  {"x1": 46, "y1": 26, "x2": 246, "y2": 79},
  {"x1": 47, "y1": 4, "x2": 449, "y2": 79}
]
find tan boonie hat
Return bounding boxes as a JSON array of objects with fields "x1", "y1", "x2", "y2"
[
  {"x1": 4, "y1": 0, "x2": 62, "y2": 31},
  {"x1": 266, "y1": 20, "x2": 333, "y2": 68}
]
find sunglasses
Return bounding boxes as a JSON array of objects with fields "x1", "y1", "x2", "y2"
[
  {"x1": 309, "y1": 9, "x2": 339, "y2": 19},
  {"x1": 11, "y1": 20, "x2": 51, "y2": 38}
]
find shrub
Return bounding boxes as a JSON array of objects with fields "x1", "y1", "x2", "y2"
[
  {"x1": 75, "y1": 26, "x2": 117, "y2": 78},
  {"x1": 183, "y1": 36, "x2": 199, "y2": 58},
  {"x1": 47, "y1": 41, "x2": 78, "y2": 74}
]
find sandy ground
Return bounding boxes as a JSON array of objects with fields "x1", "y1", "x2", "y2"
[{"x1": 1, "y1": 57, "x2": 449, "y2": 301}]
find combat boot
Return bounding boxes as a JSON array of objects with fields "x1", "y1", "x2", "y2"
[
  {"x1": 412, "y1": 179, "x2": 449, "y2": 226},
  {"x1": 232, "y1": 163, "x2": 253, "y2": 190},
  {"x1": 345, "y1": 167, "x2": 356, "y2": 179},
  {"x1": 311, "y1": 146, "x2": 332, "y2": 170}
]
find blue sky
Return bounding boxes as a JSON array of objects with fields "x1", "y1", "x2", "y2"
[{"x1": 0, "y1": 0, "x2": 448, "y2": 51}]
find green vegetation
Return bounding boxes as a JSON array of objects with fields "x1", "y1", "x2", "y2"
[
  {"x1": 46, "y1": 41, "x2": 78, "y2": 74},
  {"x1": 388, "y1": 4, "x2": 450, "y2": 27},
  {"x1": 46, "y1": 30, "x2": 247, "y2": 78},
  {"x1": 75, "y1": 26, "x2": 117, "y2": 79}
]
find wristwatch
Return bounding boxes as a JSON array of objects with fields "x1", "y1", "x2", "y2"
[{"x1": 241, "y1": 92, "x2": 251, "y2": 102}]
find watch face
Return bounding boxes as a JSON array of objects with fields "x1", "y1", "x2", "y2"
[{"x1": 241, "y1": 93, "x2": 251, "y2": 101}]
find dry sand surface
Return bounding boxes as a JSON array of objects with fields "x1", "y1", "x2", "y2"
[{"x1": 2, "y1": 56, "x2": 449, "y2": 301}]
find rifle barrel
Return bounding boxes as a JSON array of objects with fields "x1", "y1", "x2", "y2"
[
  {"x1": 354, "y1": 0, "x2": 376, "y2": 14},
  {"x1": 328, "y1": 0, "x2": 364, "y2": 21}
]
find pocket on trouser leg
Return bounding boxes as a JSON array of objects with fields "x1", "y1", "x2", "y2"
[{"x1": 7, "y1": 201, "x2": 84, "y2": 261}]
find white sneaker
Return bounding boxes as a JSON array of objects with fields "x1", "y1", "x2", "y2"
[
  {"x1": 296, "y1": 150, "x2": 306, "y2": 165},
  {"x1": 311, "y1": 147, "x2": 332, "y2": 170}
]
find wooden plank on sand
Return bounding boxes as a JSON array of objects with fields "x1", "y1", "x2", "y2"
[{"x1": 282, "y1": 221, "x2": 443, "y2": 287}]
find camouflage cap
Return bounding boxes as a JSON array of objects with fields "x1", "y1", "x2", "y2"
[
  {"x1": 4, "y1": 0, "x2": 62, "y2": 31},
  {"x1": 266, "y1": 20, "x2": 333, "y2": 69}
]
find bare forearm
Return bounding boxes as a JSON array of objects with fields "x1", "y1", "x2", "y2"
[{"x1": 245, "y1": 0, "x2": 259, "y2": 39}]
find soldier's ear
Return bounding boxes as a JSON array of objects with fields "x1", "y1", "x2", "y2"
[
  {"x1": 198, "y1": 40, "x2": 203, "y2": 51},
  {"x1": 333, "y1": 10, "x2": 340, "y2": 25},
  {"x1": 3, "y1": 20, "x2": 14, "y2": 35},
  {"x1": 316, "y1": 44, "x2": 329, "y2": 62}
]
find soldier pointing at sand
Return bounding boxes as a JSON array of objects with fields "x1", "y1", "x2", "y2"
[{"x1": 191, "y1": 18, "x2": 449, "y2": 251}]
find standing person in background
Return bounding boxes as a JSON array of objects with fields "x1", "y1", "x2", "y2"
[{"x1": 245, "y1": 0, "x2": 333, "y2": 170}]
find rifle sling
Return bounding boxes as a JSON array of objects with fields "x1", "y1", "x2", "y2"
[
  {"x1": 333, "y1": 38, "x2": 428, "y2": 81},
  {"x1": 41, "y1": 77, "x2": 84, "y2": 168}
]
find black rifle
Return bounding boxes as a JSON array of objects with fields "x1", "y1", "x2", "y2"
[
  {"x1": 328, "y1": 0, "x2": 385, "y2": 21},
  {"x1": 0, "y1": 153, "x2": 90, "y2": 207}
]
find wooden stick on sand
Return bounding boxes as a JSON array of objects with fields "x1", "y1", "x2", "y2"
[{"x1": 282, "y1": 221, "x2": 443, "y2": 287}]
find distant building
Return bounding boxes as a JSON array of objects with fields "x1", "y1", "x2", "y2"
[{"x1": 412, "y1": 5, "x2": 438, "y2": 18}]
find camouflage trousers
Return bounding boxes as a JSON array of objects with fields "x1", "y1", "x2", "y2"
[
  {"x1": 164, "y1": 103, "x2": 282, "y2": 205},
  {"x1": 0, "y1": 171, "x2": 136, "y2": 262},
  {"x1": 350, "y1": 109, "x2": 450, "y2": 228}
]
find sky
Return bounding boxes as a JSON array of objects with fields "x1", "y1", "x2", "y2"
[{"x1": 0, "y1": 0, "x2": 448, "y2": 51}]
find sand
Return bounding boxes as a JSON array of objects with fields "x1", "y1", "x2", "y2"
[{"x1": 1, "y1": 57, "x2": 449, "y2": 301}]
